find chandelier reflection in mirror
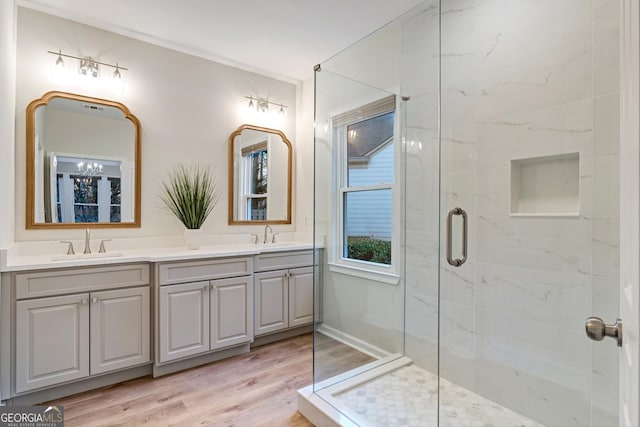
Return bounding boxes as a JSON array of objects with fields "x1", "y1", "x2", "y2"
[{"x1": 75, "y1": 161, "x2": 104, "y2": 185}]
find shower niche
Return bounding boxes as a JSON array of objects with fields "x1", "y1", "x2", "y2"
[{"x1": 510, "y1": 152, "x2": 580, "y2": 217}]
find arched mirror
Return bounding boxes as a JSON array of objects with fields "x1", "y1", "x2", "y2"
[
  {"x1": 228, "y1": 124, "x2": 292, "y2": 224},
  {"x1": 26, "y1": 91, "x2": 141, "y2": 229}
]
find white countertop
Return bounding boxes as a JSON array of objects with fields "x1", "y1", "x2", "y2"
[{"x1": 1, "y1": 242, "x2": 314, "y2": 272}]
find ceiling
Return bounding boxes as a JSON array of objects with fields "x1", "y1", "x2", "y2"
[{"x1": 18, "y1": 0, "x2": 424, "y2": 83}]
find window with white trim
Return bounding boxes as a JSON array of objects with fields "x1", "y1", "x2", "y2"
[{"x1": 333, "y1": 96, "x2": 397, "y2": 273}]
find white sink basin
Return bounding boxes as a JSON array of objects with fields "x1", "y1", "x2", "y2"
[{"x1": 51, "y1": 252, "x2": 124, "y2": 262}]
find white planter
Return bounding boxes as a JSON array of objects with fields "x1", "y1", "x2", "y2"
[{"x1": 184, "y1": 229, "x2": 203, "y2": 250}]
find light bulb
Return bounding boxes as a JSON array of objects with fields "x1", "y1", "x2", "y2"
[
  {"x1": 279, "y1": 103, "x2": 285, "y2": 115},
  {"x1": 248, "y1": 96, "x2": 254, "y2": 109},
  {"x1": 55, "y1": 50, "x2": 64, "y2": 68}
]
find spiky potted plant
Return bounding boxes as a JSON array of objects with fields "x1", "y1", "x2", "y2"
[{"x1": 160, "y1": 163, "x2": 221, "y2": 249}]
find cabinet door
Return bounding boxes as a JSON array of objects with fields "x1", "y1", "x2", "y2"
[
  {"x1": 158, "y1": 281, "x2": 210, "y2": 363},
  {"x1": 210, "y1": 276, "x2": 253, "y2": 350},
  {"x1": 254, "y1": 271, "x2": 288, "y2": 336},
  {"x1": 90, "y1": 287, "x2": 150, "y2": 375},
  {"x1": 288, "y1": 267, "x2": 314, "y2": 327},
  {"x1": 16, "y1": 294, "x2": 89, "y2": 393}
]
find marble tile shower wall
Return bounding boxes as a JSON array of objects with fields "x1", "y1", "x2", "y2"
[{"x1": 434, "y1": 1, "x2": 619, "y2": 426}]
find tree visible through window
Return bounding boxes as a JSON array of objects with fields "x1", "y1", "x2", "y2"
[
  {"x1": 56, "y1": 174, "x2": 122, "y2": 223},
  {"x1": 73, "y1": 176, "x2": 99, "y2": 222}
]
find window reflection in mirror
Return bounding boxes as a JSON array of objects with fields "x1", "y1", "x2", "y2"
[
  {"x1": 228, "y1": 124, "x2": 292, "y2": 224},
  {"x1": 26, "y1": 91, "x2": 141, "y2": 229},
  {"x1": 244, "y1": 142, "x2": 268, "y2": 220},
  {"x1": 51, "y1": 155, "x2": 128, "y2": 223}
]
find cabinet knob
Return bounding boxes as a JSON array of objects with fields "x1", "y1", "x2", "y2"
[
  {"x1": 92, "y1": 297, "x2": 98, "y2": 304},
  {"x1": 81, "y1": 299, "x2": 88, "y2": 305}
]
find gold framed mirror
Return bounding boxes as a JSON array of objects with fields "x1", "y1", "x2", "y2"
[
  {"x1": 228, "y1": 124, "x2": 292, "y2": 225},
  {"x1": 26, "y1": 91, "x2": 141, "y2": 229}
]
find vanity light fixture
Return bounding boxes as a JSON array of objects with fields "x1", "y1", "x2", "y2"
[
  {"x1": 79, "y1": 57, "x2": 100, "y2": 78},
  {"x1": 245, "y1": 95, "x2": 288, "y2": 115},
  {"x1": 47, "y1": 50, "x2": 128, "y2": 80}
]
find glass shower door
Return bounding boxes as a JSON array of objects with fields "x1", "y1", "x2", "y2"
[{"x1": 439, "y1": 1, "x2": 620, "y2": 426}]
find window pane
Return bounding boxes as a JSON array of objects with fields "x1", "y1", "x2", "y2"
[
  {"x1": 343, "y1": 189, "x2": 391, "y2": 265},
  {"x1": 56, "y1": 174, "x2": 62, "y2": 203},
  {"x1": 250, "y1": 150, "x2": 268, "y2": 194},
  {"x1": 249, "y1": 197, "x2": 267, "y2": 220},
  {"x1": 110, "y1": 178, "x2": 121, "y2": 205},
  {"x1": 110, "y1": 206, "x2": 121, "y2": 222},
  {"x1": 347, "y1": 112, "x2": 394, "y2": 186},
  {"x1": 72, "y1": 177, "x2": 98, "y2": 204},
  {"x1": 74, "y1": 205, "x2": 98, "y2": 222}
]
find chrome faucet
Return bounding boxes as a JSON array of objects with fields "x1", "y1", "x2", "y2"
[
  {"x1": 263, "y1": 224, "x2": 273, "y2": 244},
  {"x1": 84, "y1": 228, "x2": 91, "y2": 254}
]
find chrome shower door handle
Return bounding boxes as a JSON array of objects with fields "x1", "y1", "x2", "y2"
[{"x1": 446, "y1": 207, "x2": 468, "y2": 267}]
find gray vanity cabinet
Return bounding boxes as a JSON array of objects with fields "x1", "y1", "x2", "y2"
[
  {"x1": 90, "y1": 287, "x2": 150, "y2": 375},
  {"x1": 16, "y1": 287, "x2": 150, "y2": 393},
  {"x1": 288, "y1": 267, "x2": 314, "y2": 327},
  {"x1": 158, "y1": 281, "x2": 210, "y2": 362},
  {"x1": 254, "y1": 271, "x2": 288, "y2": 335},
  {"x1": 9, "y1": 264, "x2": 151, "y2": 396},
  {"x1": 16, "y1": 294, "x2": 90, "y2": 393},
  {"x1": 156, "y1": 257, "x2": 254, "y2": 364},
  {"x1": 13, "y1": 264, "x2": 151, "y2": 395},
  {"x1": 210, "y1": 276, "x2": 253, "y2": 350},
  {"x1": 254, "y1": 250, "x2": 314, "y2": 336}
]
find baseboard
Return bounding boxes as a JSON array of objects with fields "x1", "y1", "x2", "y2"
[
  {"x1": 316, "y1": 324, "x2": 391, "y2": 359},
  {"x1": 251, "y1": 324, "x2": 313, "y2": 347},
  {"x1": 4, "y1": 364, "x2": 153, "y2": 406},
  {"x1": 153, "y1": 344, "x2": 250, "y2": 377}
]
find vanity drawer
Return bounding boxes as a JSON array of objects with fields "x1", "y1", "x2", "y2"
[
  {"x1": 15, "y1": 264, "x2": 150, "y2": 299},
  {"x1": 158, "y1": 257, "x2": 253, "y2": 285},
  {"x1": 254, "y1": 250, "x2": 314, "y2": 272}
]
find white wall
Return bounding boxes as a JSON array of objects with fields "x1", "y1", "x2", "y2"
[
  {"x1": 294, "y1": 76, "x2": 314, "y2": 233},
  {"x1": 14, "y1": 7, "x2": 303, "y2": 241},
  {"x1": 0, "y1": 0, "x2": 16, "y2": 248},
  {"x1": 0, "y1": 0, "x2": 16, "y2": 404}
]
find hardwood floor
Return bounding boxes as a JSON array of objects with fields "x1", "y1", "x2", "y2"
[
  {"x1": 43, "y1": 332, "x2": 373, "y2": 427},
  {"x1": 313, "y1": 332, "x2": 375, "y2": 383}
]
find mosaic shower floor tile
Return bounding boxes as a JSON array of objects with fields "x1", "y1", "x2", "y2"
[{"x1": 335, "y1": 364, "x2": 544, "y2": 427}]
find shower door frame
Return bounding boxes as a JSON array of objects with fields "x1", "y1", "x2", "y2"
[{"x1": 619, "y1": 1, "x2": 639, "y2": 425}]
